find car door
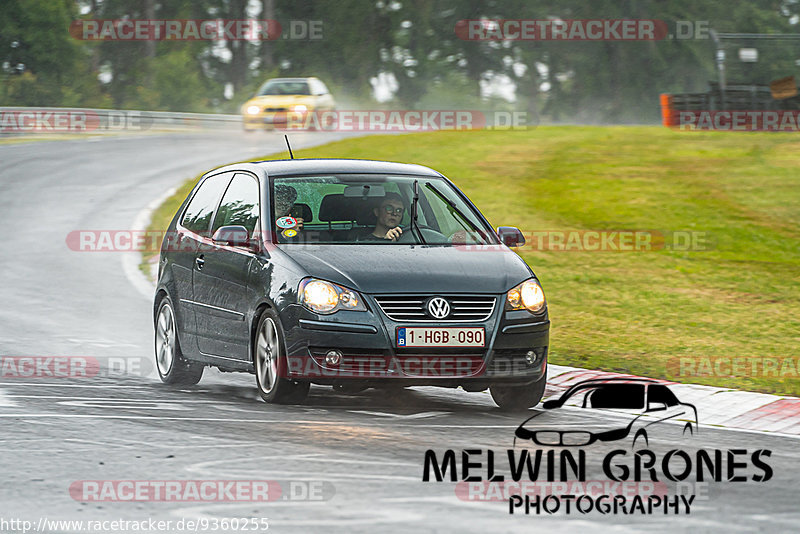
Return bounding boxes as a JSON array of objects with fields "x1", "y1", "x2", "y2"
[
  {"x1": 172, "y1": 172, "x2": 232, "y2": 348},
  {"x1": 193, "y1": 172, "x2": 261, "y2": 360}
]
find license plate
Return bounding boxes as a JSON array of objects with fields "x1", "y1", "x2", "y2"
[{"x1": 396, "y1": 327, "x2": 485, "y2": 348}]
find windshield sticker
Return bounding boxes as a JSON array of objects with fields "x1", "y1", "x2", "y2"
[
  {"x1": 276, "y1": 216, "x2": 297, "y2": 229},
  {"x1": 282, "y1": 228, "x2": 298, "y2": 238}
]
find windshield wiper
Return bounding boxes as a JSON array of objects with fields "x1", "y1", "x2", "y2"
[
  {"x1": 410, "y1": 180, "x2": 427, "y2": 245},
  {"x1": 424, "y1": 181, "x2": 482, "y2": 234}
]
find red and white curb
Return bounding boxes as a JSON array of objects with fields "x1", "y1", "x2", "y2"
[{"x1": 547, "y1": 364, "x2": 800, "y2": 436}]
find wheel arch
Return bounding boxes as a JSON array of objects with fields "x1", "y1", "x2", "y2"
[
  {"x1": 153, "y1": 288, "x2": 169, "y2": 321},
  {"x1": 249, "y1": 300, "x2": 277, "y2": 362}
]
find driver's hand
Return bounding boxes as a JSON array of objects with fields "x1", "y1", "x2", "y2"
[
  {"x1": 385, "y1": 226, "x2": 403, "y2": 241},
  {"x1": 295, "y1": 217, "x2": 304, "y2": 230}
]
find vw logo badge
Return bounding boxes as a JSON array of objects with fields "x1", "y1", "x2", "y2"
[{"x1": 427, "y1": 297, "x2": 451, "y2": 319}]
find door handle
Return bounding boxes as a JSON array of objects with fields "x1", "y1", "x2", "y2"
[{"x1": 196, "y1": 255, "x2": 205, "y2": 270}]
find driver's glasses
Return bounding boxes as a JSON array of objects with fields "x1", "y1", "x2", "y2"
[{"x1": 382, "y1": 205, "x2": 404, "y2": 216}]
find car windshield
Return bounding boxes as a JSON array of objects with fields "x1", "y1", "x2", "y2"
[
  {"x1": 257, "y1": 81, "x2": 311, "y2": 96},
  {"x1": 270, "y1": 174, "x2": 498, "y2": 246}
]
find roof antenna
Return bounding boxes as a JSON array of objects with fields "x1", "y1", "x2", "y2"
[{"x1": 284, "y1": 134, "x2": 294, "y2": 159}]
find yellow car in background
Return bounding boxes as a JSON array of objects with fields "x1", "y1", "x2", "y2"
[{"x1": 241, "y1": 77, "x2": 336, "y2": 131}]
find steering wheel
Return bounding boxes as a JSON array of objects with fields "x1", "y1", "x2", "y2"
[{"x1": 395, "y1": 224, "x2": 444, "y2": 243}]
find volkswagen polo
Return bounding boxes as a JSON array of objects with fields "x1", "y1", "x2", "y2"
[{"x1": 153, "y1": 159, "x2": 549, "y2": 409}]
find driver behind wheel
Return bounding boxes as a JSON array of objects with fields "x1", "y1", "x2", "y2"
[{"x1": 359, "y1": 192, "x2": 406, "y2": 241}]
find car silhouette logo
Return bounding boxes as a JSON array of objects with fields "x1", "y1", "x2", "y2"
[
  {"x1": 427, "y1": 297, "x2": 451, "y2": 319},
  {"x1": 514, "y1": 378, "x2": 699, "y2": 449}
]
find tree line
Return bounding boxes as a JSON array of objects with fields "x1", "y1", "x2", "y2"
[{"x1": 1, "y1": 0, "x2": 798, "y2": 123}]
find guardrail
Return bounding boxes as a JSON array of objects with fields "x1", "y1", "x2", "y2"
[{"x1": 0, "y1": 107, "x2": 243, "y2": 134}]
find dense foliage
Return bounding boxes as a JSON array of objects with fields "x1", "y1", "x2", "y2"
[{"x1": 1, "y1": 0, "x2": 799, "y2": 122}]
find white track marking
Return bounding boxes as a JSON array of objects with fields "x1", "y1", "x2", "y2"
[
  {"x1": 185, "y1": 455, "x2": 416, "y2": 478},
  {"x1": 0, "y1": 382, "x2": 150, "y2": 388},
  {"x1": 58, "y1": 399, "x2": 194, "y2": 410},
  {"x1": 0, "y1": 413, "x2": 519, "y2": 427},
  {"x1": 347, "y1": 410, "x2": 451, "y2": 419},
  {"x1": 0, "y1": 389, "x2": 17, "y2": 407},
  {"x1": 65, "y1": 338, "x2": 140, "y2": 348},
  {"x1": 7, "y1": 395, "x2": 218, "y2": 401},
  {"x1": 121, "y1": 185, "x2": 176, "y2": 299}
]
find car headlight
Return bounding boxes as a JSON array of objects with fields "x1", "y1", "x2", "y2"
[
  {"x1": 291, "y1": 105, "x2": 308, "y2": 112},
  {"x1": 246, "y1": 105, "x2": 260, "y2": 115},
  {"x1": 506, "y1": 279, "x2": 546, "y2": 313},
  {"x1": 298, "y1": 278, "x2": 366, "y2": 314}
]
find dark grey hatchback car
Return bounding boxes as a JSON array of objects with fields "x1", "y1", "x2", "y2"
[{"x1": 154, "y1": 159, "x2": 550, "y2": 409}]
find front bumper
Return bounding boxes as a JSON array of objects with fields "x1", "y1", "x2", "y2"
[
  {"x1": 280, "y1": 295, "x2": 549, "y2": 387},
  {"x1": 243, "y1": 111, "x2": 311, "y2": 130}
]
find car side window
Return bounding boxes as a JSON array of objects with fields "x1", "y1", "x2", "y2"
[
  {"x1": 647, "y1": 385, "x2": 679, "y2": 407},
  {"x1": 587, "y1": 384, "x2": 646, "y2": 409},
  {"x1": 311, "y1": 79, "x2": 328, "y2": 95},
  {"x1": 211, "y1": 173, "x2": 260, "y2": 236},
  {"x1": 181, "y1": 173, "x2": 231, "y2": 235}
]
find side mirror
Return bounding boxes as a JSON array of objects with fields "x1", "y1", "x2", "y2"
[
  {"x1": 647, "y1": 401, "x2": 667, "y2": 412},
  {"x1": 542, "y1": 399, "x2": 561, "y2": 410},
  {"x1": 212, "y1": 225, "x2": 251, "y2": 247},
  {"x1": 496, "y1": 226, "x2": 525, "y2": 247}
]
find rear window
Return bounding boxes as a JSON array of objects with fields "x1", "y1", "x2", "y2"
[{"x1": 181, "y1": 174, "x2": 230, "y2": 235}]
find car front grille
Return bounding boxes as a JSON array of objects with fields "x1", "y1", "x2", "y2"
[
  {"x1": 373, "y1": 295, "x2": 496, "y2": 322},
  {"x1": 264, "y1": 107, "x2": 288, "y2": 112}
]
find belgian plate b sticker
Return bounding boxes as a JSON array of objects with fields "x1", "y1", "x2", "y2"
[{"x1": 397, "y1": 327, "x2": 407, "y2": 346}]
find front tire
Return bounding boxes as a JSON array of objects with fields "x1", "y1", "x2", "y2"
[
  {"x1": 154, "y1": 297, "x2": 204, "y2": 385},
  {"x1": 254, "y1": 309, "x2": 309, "y2": 404},
  {"x1": 490, "y1": 375, "x2": 546, "y2": 411}
]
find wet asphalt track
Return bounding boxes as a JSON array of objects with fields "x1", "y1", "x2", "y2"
[{"x1": 0, "y1": 132, "x2": 799, "y2": 533}]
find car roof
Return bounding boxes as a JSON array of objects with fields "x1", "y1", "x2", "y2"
[
  {"x1": 557, "y1": 378, "x2": 661, "y2": 397},
  {"x1": 248, "y1": 158, "x2": 444, "y2": 178}
]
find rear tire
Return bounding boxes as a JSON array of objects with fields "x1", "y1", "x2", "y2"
[
  {"x1": 254, "y1": 309, "x2": 310, "y2": 404},
  {"x1": 154, "y1": 297, "x2": 204, "y2": 385},
  {"x1": 490, "y1": 375, "x2": 546, "y2": 411}
]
